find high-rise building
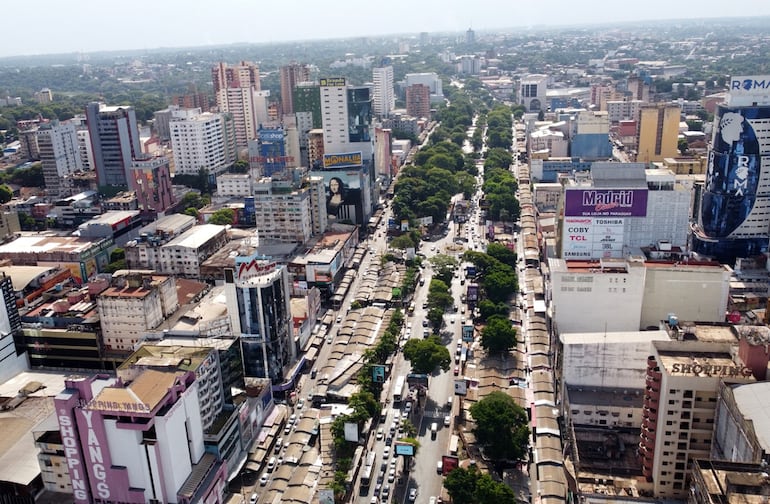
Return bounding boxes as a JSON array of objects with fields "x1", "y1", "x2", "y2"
[
  {"x1": 224, "y1": 254, "x2": 295, "y2": 385},
  {"x1": 279, "y1": 63, "x2": 311, "y2": 116},
  {"x1": 169, "y1": 108, "x2": 236, "y2": 175},
  {"x1": 293, "y1": 83, "x2": 322, "y2": 129},
  {"x1": 466, "y1": 27, "x2": 475, "y2": 44},
  {"x1": 568, "y1": 110, "x2": 612, "y2": 160},
  {"x1": 692, "y1": 74, "x2": 770, "y2": 263},
  {"x1": 0, "y1": 271, "x2": 24, "y2": 382},
  {"x1": 211, "y1": 60, "x2": 260, "y2": 95},
  {"x1": 404, "y1": 73, "x2": 443, "y2": 103},
  {"x1": 49, "y1": 371, "x2": 226, "y2": 503},
  {"x1": 640, "y1": 340, "x2": 755, "y2": 498},
  {"x1": 86, "y1": 102, "x2": 142, "y2": 192},
  {"x1": 37, "y1": 120, "x2": 84, "y2": 197},
  {"x1": 372, "y1": 66, "x2": 395, "y2": 117},
  {"x1": 406, "y1": 83, "x2": 431, "y2": 119},
  {"x1": 251, "y1": 177, "x2": 315, "y2": 243},
  {"x1": 213, "y1": 61, "x2": 261, "y2": 151},
  {"x1": 636, "y1": 103, "x2": 681, "y2": 163}
]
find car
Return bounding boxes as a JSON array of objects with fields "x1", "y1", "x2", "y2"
[
  {"x1": 371, "y1": 497, "x2": 379, "y2": 504},
  {"x1": 382, "y1": 484, "x2": 391, "y2": 498},
  {"x1": 430, "y1": 246, "x2": 436, "y2": 251},
  {"x1": 436, "y1": 460, "x2": 443, "y2": 474},
  {"x1": 389, "y1": 421, "x2": 397, "y2": 433},
  {"x1": 383, "y1": 446, "x2": 390, "y2": 459},
  {"x1": 274, "y1": 437, "x2": 283, "y2": 453},
  {"x1": 259, "y1": 473, "x2": 269, "y2": 486},
  {"x1": 454, "y1": 354, "x2": 460, "y2": 364},
  {"x1": 409, "y1": 488, "x2": 418, "y2": 501},
  {"x1": 401, "y1": 410, "x2": 408, "y2": 419},
  {"x1": 444, "y1": 415, "x2": 451, "y2": 427},
  {"x1": 460, "y1": 306, "x2": 466, "y2": 314},
  {"x1": 326, "y1": 335, "x2": 333, "y2": 344},
  {"x1": 374, "y1": 482, "x2": 382, "y2": 495},
  {"x1": 378, "y1": 469, "x2": 385, "y2": 483},
  {"x1": 376, "y1": 427, "x2": 384, "y2": 440},
  {"x1": 288, "y1": 414, "x2": 296, "y2": 425},
  {"x1": 404, "y1": 402, "x2": 412, "y2": 413},
  {"x1": 250, "y1": 492, "x2": 259, "y2": 504},
  {"x1": 422, "y1": 319, "x2": 428, "y2": 327},
  {"x1": 381, "y1": 462, "x2": 388, "y2": 472},
  {"x1": 454, "y1": 366, "x2": 459, "y2": 376},
  {"x1": 336, "y1": 315, "x2": 342, "y2": 323},
  {"x1": 284, "y1": 425, "x2": 291, "y2": 435},
  {"x1": 450, "y1": 316, "x2": 456, "y2": 324},
  {"x1": 429, "y1": 497, "x2": 437, "y2": 504},
  {"x1": 389, "y1": 458, "x2": 396, "y2": 469},
  {"x1": 296, "y1": 398, "x2": 304, "y2": 409},
  {"x1": 388, "y1": 468, "x2": 396, "y2": 482},
  {"x1": 422, "y1": 302, "x2": 429, "y2": 309},
  {"x1": 385, "y1": 435, "x2": 392, "y2": 446},
  {"x1": 423, "y1": 330, "x2": 430, "y2": 338}
]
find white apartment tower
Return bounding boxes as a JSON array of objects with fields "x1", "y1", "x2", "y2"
[
  {"x1": 36, "y1": 121, "x2": 84, "y2": 197},
  {"x1": 169, "y1": 108, "x2": 236, "y2": 175},
  {"x1": 372, "y1": 66, "x2": 395, "y2": 117}
]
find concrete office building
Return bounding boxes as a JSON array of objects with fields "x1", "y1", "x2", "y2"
[
  {"x1": 372, "y1": 65, "x2": 395, "y2": 117},
  {"x1": 558, "y1": 164, "x2": 691, "y2": 260},
  {"x1": 212, "y1": 61, "x2": 262, "y2": 151},
  {"x1": 224, "y1": 253, "x2": 295, "y2": 386},
  {"x1": 129, "y1": 155, "x2": 175, "y2": 219},
  {"x1": 406, "y1": 83, "x2": 431, "y2": 119},
  {"x1": 606, "y1": 99, "x2": 644, "y2": 124},
  {"x1": 279, "y1": 63, "x2": 311, "y2": 116},
  {"x1": 158, "y1": 224, "x2": 229, "y2": 278},
  {"x1": 636, "y1": 103, "x2": 681, "y2": 163},
  {"x1": 640, "y1": 339, "x2": 755, "y2": 498},
  {"x1": 212, "y1": 60, "x2": 260, "y2": 95},
  {"x1": 692, "y1": 74, "x2": 770, "y2": 263},
  {"x1": 520, "y1": 74, "x2": 548, "y2": 112},
  {"x1": 293, "y1": 83, "x2": 322, "y2": 129},
  {"x1": 50, "y1": 371, "x2": 226, "y2": 504},
  {"x1": 169, "y1": 108, "x2": 236, "y2": 175},
  {"x1": 251, "y1": 177, "x2": 315, "y2": 244},
  {"x1": 96, "y1": 273, "x2": 178, "y2": 354},
  {"x1": 569, "y1": 110, "x2": 612, "y2": 159},
  {"x1": 86, "y1": 102, "x2": 142, "y2": 192},
  {"x1": 404, "y1": 73, "x2": 443, "y2": 103},
  {"x1": 36, "y1": 121, "x2": 83, "y2": 197}
]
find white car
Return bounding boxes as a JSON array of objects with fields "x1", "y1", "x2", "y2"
[
  {"x1": 376, "y1": 427, "x2": 384, "y2": 440},
  {"x1": 444, "y1": 415, "x2": 451, "y2": 427},
  {"x1": 259, "y1": 473, "x2": 269, "y2": 486},
  {"x1": 383, "y1": 446, "x2": 390, "y2": 459}
]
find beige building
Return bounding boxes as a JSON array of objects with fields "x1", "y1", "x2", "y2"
[
  {"x1": 96, "y1": 273, "x2": 178, "y2": 353},
  {"x1": 661, "y1": 156, "x2": 706, "y2": 175},
  {"x1": 636, "y1": 104, "x2": 681, "y2": 163},
  {"x1": 158, "y1": 224, "x2": 228, "y2": 278},
  {"x1": 640, "y1": 338, "x2": 755, "y2": 498}
]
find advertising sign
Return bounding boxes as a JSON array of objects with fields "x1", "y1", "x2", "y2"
[
  {"x1": 372, "y1": 365, "x2": 385, "y2": 384},
  {"x1": 441, "y1": 455, "x2": 459, "y2": 475},
  {"x1": 564, "y1": 188, "x2": 648, "y2": 217},
  {"x1": 562, "y1": 217, "x2": 625, "y2": 259},
  {"x1": 323, "y1": 151, "x2": 363, "y2": 169},
  {"x1": 395, "y1": 443, "x2": 415, "y2": 456},
  {"x1": 310, "y1": 167, "x2": 366, "y2": 226},
  {"x1": 259, "y1": 128, "x2": 285, "y2": 142},
  {"x1": 235, "y1": 253, "x2": 277, "y2": 282},
  {"x1": 319, "y1": 77, "x2": 346, "y2": 87},
  {"x1": 466, "y1": 283, "x2": 479, "y2": 303},
  {"x1": 729, "y1": 75, "x2": 770, "y2": 96},
  {"x1": 462, "y1": 325, "x2": 474, "y2": 342},
  {"x1": 454, "y1": 379, "x2": 467, "y2": 396}
]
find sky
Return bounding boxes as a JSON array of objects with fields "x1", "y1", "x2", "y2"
[{"x1": 6, "y1": 0, "x2": 770, "y2": 58}]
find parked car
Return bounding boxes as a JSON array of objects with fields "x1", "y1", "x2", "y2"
[{"x1": 409, "y1": 488, "x2": 418, "y2": 501}]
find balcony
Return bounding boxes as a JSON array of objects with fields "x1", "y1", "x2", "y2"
[{"x1": 643, "y1": 416, "x2": 658, "y2": 431}]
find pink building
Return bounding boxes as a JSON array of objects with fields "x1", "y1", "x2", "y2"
[
  {"x1": 53, "y1": 371, "x2": 226, "y2": 504},
  {"x1": 130, "y1": 155, "x2": 175, "y2": 220}
]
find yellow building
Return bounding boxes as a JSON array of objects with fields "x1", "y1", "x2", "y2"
[
  {"x1": 661, "y1": 156, "x2": 707, "y2": 175},
  {"x1": 636, "y1": 104, "x2": 681, "y2": 163}
]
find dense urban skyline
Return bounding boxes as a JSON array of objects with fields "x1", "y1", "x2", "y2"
[{"x1": 5, "y1": 0, "x2": 770, "y2": 58}]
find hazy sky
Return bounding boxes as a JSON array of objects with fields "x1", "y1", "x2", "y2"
[{"x1": 6, "y1": 0, "x2": 770, "y2": 58}]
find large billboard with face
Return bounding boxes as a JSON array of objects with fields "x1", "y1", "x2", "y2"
[
  {"x1": 310, "y1": 166, "x2": 369, "y2": 226},
  {"x1": 699, "y1": 104, "x2": 768, "y2": 239},
  {"x1": 564, "y1": 188, "x2": 647, "y2": 217}
]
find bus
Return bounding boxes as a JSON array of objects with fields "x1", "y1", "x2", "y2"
[
  {"x1": 393, "y1": 375, "x2": 406, "y2": 404},
  {"x1": 360, "y1": 452, "x2": 377, "y2": 490},
  {"x1": 346, "y1": 446, "x2": 365, "y2": 489},
  {"x1": 449, "y1": 434, "x2": 459, "y2": 456}
]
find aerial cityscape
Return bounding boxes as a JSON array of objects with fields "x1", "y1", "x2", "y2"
[{"x1": 0, "y1": 12, "x2": 769, "y2": 504}]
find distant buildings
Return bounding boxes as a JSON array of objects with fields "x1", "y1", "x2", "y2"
[
  {"x1": 519, "y1": 74, "x2": 548, "y2": 112},
  {"x1": 404, "y1": 72, "x2": 443, "y2": 104},
  {"x1": 279, "y1": 63, "x2": 311, "y2": 116},
  {"x1": 372, "y1": 65, "x2": 395, "y2": 117},
  {"x1": 212, "y1": 61, "x2": 262, "y2": 151},
  {"x1": 169, "y1": 107, "x2": 237, "y2": 175},
  {"x1": 36, "y1": 121, "x2": 84, "y2": 197},
  {"x1": 406, "y1": 83, "x2": 431, "y2": 119},
  {"x1": 636, "y1": 103, "x2": 681, "y2": 162}
]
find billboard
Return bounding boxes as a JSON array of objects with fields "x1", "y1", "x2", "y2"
[
  {"x1": 462, "y1": 325, "x2": 474, "y2": 342},
  {"x1": 564, "y1": 188, "x2": 647, "y2": 217},
  {"x1": 235, "y1": 253, "x2": 277, "y2": 282},
  {"x1": 347, "y1": 87, "x2": 372, "y2": 142},
  {"x1": 562, "y1": 217, "x2": 625, "y2": 259},
  {"x1": 343, "y1": 422, "x2": 358, "y2": 442},
  {"x1": 310, "y1": 167, "x2": 367, "y2": 226},
  {"x1": 729, "y1": 75, "x2": 770, "y2": 96},
  {"x1": 323, "y1": 152, "x2": 363, "y2": 169},
  {"x1": 441, "y1": 455, "x2": 459, "y2": 475},
  {"x1": 454, "y1": 379, "x2": 467, "y2": 396},
  {"x1": 395, "y1": 442, "x2": 415, "y2": 456},
  {"x1": 319, "y1": 77, "x2": 346, "y2": 87},
  {"x1": 700, "y1": 105, "x2": 767, "y2": 238},
  {"x1": 466, "y1": 283, "x2": 479, "y2": 303}
]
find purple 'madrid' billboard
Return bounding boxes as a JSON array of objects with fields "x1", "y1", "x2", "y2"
[{"x1": 564, "y1": 188, "x2": 648, "y2": 217}]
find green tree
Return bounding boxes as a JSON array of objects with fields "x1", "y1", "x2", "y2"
[
  {"x1": 209, "y1": 208, "x2": 235, "y2": 226},
  {"x1": 483, "y1": 264, "x2": 518, "y2": 302},
  {"x1": 427, "y1": 307, "x2": 445, "y2": 331},
  {"x1": 0, "y1": 184, "x2": 12, "y2": 203},
  {"x1": 444, "y1": 466, "x2": 479, "y2": 504},
  {"x1": 109, "y1": 248, "x2": 125, "y2": 263},
  {"x1": 475, "y1": 471, "x2": 517, "y2": 504},
  {"x1": 678, "y1": 138, "x2": 689, "y2": 155},
  {"x1": 184, "y1": 207, "x2": 199, "y2": 218},
  {"x1": 402, "y1": 336, "x2": 451, "y2": 374},
  {"x1": 480, "y1": 316, "x2": 517, "y2": 354},
  {"x1": 348, "y1": 390, "x2": 379, "y2": 421},
  {"x1": 390, "y1": 233, "x2": 417, "y2": 250},
  {"x1": 469, "y1": 391, "x2": 529, "y2": 461},
  {"x1": 486, "y1": 242, "x2": 517, "y2": 269},
  {"x1": 428, "y1": 254, "x2": 458, "y2": 285}
]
